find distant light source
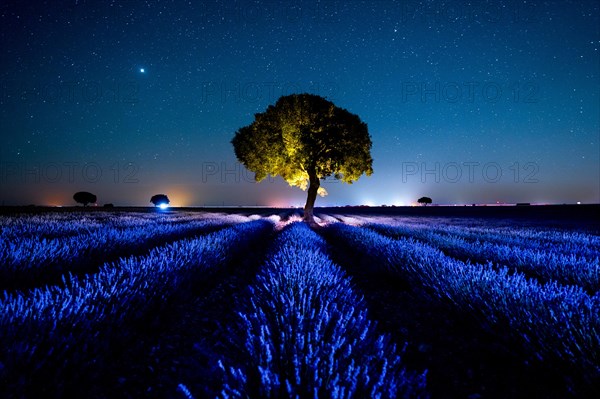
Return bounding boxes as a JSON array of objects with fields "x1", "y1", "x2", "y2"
[
  {"x1": 577, "y1": 201, "x2": 581, "y2": 205},
  {"x1": 140, "y1": 68, "x2": 145, "y2": 73},
  {"x1": 159, "y1": 203, "x2": 169, "y2": 210},
  {"x1": 363, "y1": 199, "x2": 375, "y2": 207}
]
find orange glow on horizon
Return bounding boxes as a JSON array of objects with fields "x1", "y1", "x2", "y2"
[{"x1": 161, "y1": 187, "x2": 194, "y2": 207}]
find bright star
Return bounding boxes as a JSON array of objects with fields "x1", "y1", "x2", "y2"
[{"x1": 140, "y1": 68, "x2": 145, "y2": 73}]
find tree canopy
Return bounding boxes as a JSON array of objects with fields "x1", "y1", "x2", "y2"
[
  {"x1": 150, "y1": 194, "x2": 170, "y2": 207},
  {"x1": 418, "y1": 196, "x2": 432, "y2": 206},
  {"x1": 232, "y1": 93, "x2": 373, "y2": 223},
  {"x1": 73, "y1": 191, "x2": 97, "y2": 207}
]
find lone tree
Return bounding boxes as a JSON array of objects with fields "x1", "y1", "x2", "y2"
[
  {"x1": 418, "y1": 196, "x2": 432, "y2": 206},
  {"x1": 150, "y1": 194, "x2": 170, "y2": 207},
  {"x1": 232, "y1": 94, "x2": 373, "y2": 224},
  {"x1": 73, "y1": 191, "x2": 97, "y2": 207}
]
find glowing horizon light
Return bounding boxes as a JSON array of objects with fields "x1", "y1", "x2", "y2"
[
  {"x1": 362, "y1": 199, "x2": 375, "y2": 207},
  {"x1": 158, "y1": 203, "x2": 169, "y2": 209}
]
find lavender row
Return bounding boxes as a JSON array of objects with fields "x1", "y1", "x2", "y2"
[
  {"x1": 447, "y1": 222, "x2": 600, "y2": 249},
  {"x1": 0, "y1": 211, "x2": 250, "y2": 240},
  {"x1": 0, "y1": 212, "x2": 170, "y2": 239},
  {"x1": 0, "y1": 219, "x2": 273, "y2": 398},
  {"x1": 349, "y1": 214, "x2": 600, "y2": 249},
  {"x1": 368, "y1": 223, "x2": 600, "y2": 293},
  {"x1": 360, "y1": 217, "x2": 599, "y2": 259},
  {"x1": 325, "y1": 223, "x2": 600, "y2": 390},
  {"x1": 0, "y1": 213, "x2": 115, "y2": 239},
  {"x1": 443, "y1": 224, "x2": 599, "y2": 257},
  {"x1": 211, "y1": 222, "x2": 428, "y2": 399},
  {"x1": 0, "y1": 215, "x2": 249, "y2": 291}
]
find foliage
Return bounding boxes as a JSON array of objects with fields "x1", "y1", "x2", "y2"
[
  {"x1": 151, "y1": 193, "x2": 170, "y2": 206},
  {"x1": 0, "y1": 218, "x2": 273, "y2": 398},
  {"x1": 324, "y1": 222, "x2": 600, "y2": 392},
  {"x1": 232, "y1": 94, "x2": 373, "y2": 222},
  {"x1": 417, "y1": 197, "x2": 432, "y2": 206},
  {"x1": 0, "y1": 211, "x2": 598, "y2": 397},
  {"x1": 73, "y1": 191, "x2": 96, "y2": 206},
  {"x1": 0, "y1": 213, "x2": 246, "y2": 291},
  {"x1": 368, "y1": 222, "x2": 600, "y2": 293},
  {"x1": 218, "y1": 222, "x2": 428, "y2": 398}
]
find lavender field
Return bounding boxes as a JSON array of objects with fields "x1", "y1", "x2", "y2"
[{"x1": 1, "y1": 209, "x2": 599, "y2": 398}]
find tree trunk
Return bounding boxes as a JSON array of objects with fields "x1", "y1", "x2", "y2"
[{"x1": 303, "y1": 172, "x2": 320, "y2": 225}]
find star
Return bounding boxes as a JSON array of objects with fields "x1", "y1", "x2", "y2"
[{"x1": 140, "y1": 68, "x2": 145, "y2": 73}]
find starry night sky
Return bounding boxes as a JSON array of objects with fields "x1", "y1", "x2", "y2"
[{"x1": 1, "y1": 0, "x2": 598, "y2": 207}]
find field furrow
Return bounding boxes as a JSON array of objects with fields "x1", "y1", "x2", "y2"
[
  {"x1": 358, "y1": 217, "x2": 600, "y2": 258},
  {"x1": 320, "y1": 223, "x2": 600, "y2": 398},
  {"x1": 2, "y1": 210, "x2": 598, "y2": 398},
  {"x1": 87, "y1": 218, "x2": 276, "y2": 398},
  {"x1": 0, "y1": 213, "x2": 250, "y2": 291},
  {"x1": 211, "y1": 222, "x2": 428, "y2": 399},
  {"x1": 0, "y1": 219, "x2": 273, "y2": 398},
  {"x1": 367, "y1": 222, "x2": 600, "y2": 293}
]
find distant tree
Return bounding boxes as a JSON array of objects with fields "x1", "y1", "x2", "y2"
[
  {"x1": 150, "y1": 194, "x2": 170, "y2": 207},
  {"x1": 73, "y1": 191, "x2": 97, "y2": 207},
  {"x1": 417, "y1": 196, "x2": 432, "y2": 206},
  {"x1": 232, "y1": 93, "x2": 373, "y2": 225}
]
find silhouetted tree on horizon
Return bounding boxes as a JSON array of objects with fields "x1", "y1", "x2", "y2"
[
  {"x1": 232, "y1": 93, "x2": 373, "y2": 225},
  {"x1": 418, "y1": 196, "x2": 432, "y2": 206},
  {"x1": 73, "y1": 191, "x2": 97, "y2": 207},
  {"x1": 150, "y1": 194, "x2": 170, "y2": 207}
]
